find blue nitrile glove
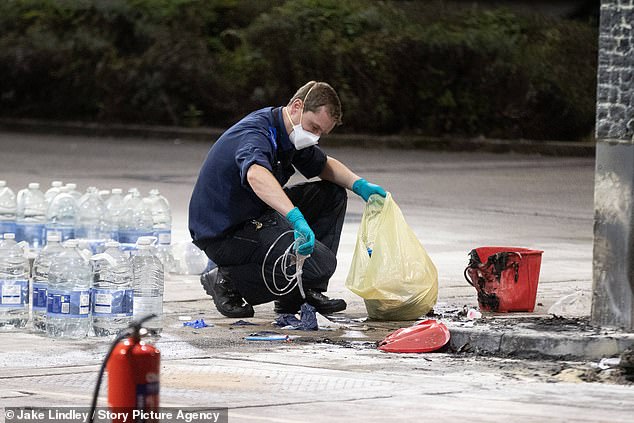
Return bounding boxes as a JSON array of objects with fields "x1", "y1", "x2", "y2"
[
  {"x1": 286, "y1": 207, "x2": 315, "y2": 255},
  {"x1": 352, "y1": 178, "x2": 387, "y2": 202}
]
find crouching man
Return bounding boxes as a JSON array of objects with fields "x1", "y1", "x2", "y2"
[{"x1": 189, "y1": 81, "x2": 386, "y2": 318}]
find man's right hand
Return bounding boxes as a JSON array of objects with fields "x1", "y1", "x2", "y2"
[
  {"x1": 286, "y1": 207, "x2": 315, "y2": 255},
  {"x1": 352, "y1": 178, "x2": 387, "y2": 202}
]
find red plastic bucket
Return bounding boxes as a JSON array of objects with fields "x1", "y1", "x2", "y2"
[{"x1": 464, "y1": 246, "x2": 543, "y2": 312}]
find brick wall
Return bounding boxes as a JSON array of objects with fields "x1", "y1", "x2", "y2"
[{"x1": 596, "y1": 0, "x2": 634, "y2": 140}]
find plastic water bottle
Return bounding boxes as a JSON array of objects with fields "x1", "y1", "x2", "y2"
[
  {"x1": 147, "y1": 189, "x2": 171, "y2": 243},
  {"x1": 76, "y1": 187, "x2": 108, "y2": 253},
  {"x1": 16, "y1": 183, "x2": 47, "y2": 250},
  {"x1": 91, "y1": 241, "x2": 133, "y2": 337},
  {"x1": 0, "y1": 181, "x2": 17, "y2": 237},
  {"x1": 98, "y1": 190, "x2": 111, "y2": 201},
  {"x1": 171, "y1": 241, "x2": 210, "y2": 275},
  {"x1": 0, "y1": 233, "x2": 29, "y2": 329},
  {"x1": 46, "y1": 239, "x2": 92, "y2": 338},
  {"x1": 45, "y1": 187, "x2": 78, "y2": 242},
  {"x1": 105, "y1": 188, "x2": 125, "y2": 242},
  {"x1": 44, "y1": 181, "x2": 64, "y2": 204},
  {"x1": 147, "y1": 189, "x2": 174, "y2": 272},
  {"x1": 132, "y1": 237, "x2": 164, "y2": 335},
  {"x1": 119, "y1": 189, "x2": 153, "y2": 251},
  {"x1": 123, "y1": 187, "x2": 138, "y2": 203},
  {"x1": 31, "y1": 232, "x2": 64, "y2": 332},
  {"x1": 65, "y1": 183, "x2": 82, "y2": 201}
]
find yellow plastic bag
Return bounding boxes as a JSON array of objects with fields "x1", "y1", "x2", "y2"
[{"x1": 346, "y1": 193, "x2": 438, "y2": 320}]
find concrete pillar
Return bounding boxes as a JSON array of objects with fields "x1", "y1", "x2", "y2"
[{"x1": 592, "y1": 0, "x2": 634, "y2": 329}]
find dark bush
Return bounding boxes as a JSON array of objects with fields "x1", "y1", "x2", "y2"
[
  {"x1": 0, "y1": 0, "x2": 274, "y2": 126},
  {"x1": 242, "y1": 1, "x2": 598, "y2": 140},
  {"x1": 0, "y1": 0, "x2": 598, "y2": 140}
]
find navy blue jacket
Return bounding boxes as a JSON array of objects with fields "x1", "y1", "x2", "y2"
[{"x1": 188, "y1": 107, "x2": 327, "y2": 248}]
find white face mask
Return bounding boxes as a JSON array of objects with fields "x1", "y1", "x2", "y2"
[
  {"x1": 285, "y1": 86, "x2": 320, "y2": 150},
  {"x1": 287, "y1": 111, "x2": 320, "y2": 150}
]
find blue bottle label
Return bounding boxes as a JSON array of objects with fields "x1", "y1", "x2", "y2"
[
  {"x1": 32, "y1": 283, "x2": 48, "y2": 310},
  {"x1": 0, "y1": 221, "x2": 16, "y2": 234},
  {"x1": 45, "y1": 227, "x2": 75, "y2": 242},
  {"x1": 107, "y1": 229, "x2": 119, "y2": 242},
  {"x1": 91, "y1": 288, "x2": 134, "y2": 316},
  {"x1": 118, "y1": 229, "x2": 153, "y2": 244},
  {"x1": 47, "y1": 290, "x2": 91, "y2": 317},
  {"x1": 0, "y1": 280, "x2": 28, "y2": 307},
  {"x1": 81, "y1": 239, "x2": 107, "y2": 255},
  {"x1": 155, "y1": 229, "x2": 171, "y2": 245},
  {"x1": 16, "y1": 223, "x2": 45, "y2": 249}
]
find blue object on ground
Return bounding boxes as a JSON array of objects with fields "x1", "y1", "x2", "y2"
[
  {"x1": 274, "y1": 303, "x2": 318, "y2": 330},
  {"x1": 245, "y1": 334, "x2": 290, "y2": 341},
  {"x1": 183, "y1": 318, "x2": 209, "y2": 329}
]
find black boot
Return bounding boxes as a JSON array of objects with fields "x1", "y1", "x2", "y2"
[
  {"x1": 274, "y1": 299, "x2": 302, "y2": 314},
  {"x1": 305, "y1": 290, "x2": 347, "y2": 314},
  {"x1": 200, "y1": 268, "x2": 254, "y2": 318},
  {"x1": 274, "y1": 289, "x2": 303, "y2": 315},
  {"x1": 274, "y1": 290, "x2": 346, "y2": 315}
]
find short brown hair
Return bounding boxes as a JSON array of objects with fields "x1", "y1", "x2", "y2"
[{"x1": 288, "y1": 81, "x2": 343, "y2": 125}]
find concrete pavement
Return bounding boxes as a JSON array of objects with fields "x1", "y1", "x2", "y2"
[{"x1": 0, "y1": 130, "x2": 632, "y2": 422}]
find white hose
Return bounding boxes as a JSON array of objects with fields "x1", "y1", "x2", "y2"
[{"x1": 261, "y1": 230, "x2": 309, "y2": 298}]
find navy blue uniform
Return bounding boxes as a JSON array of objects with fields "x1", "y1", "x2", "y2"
[
  {"x1": 188, "y1": 107, "x2": 347, "y2": 305},
  {"x1": 189, "y1": 107, "x2": 327, "y2": 247}
]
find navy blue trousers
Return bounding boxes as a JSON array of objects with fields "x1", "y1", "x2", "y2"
[{"x1": 203, "y1": 181, "x2": 347, "y2": 305}]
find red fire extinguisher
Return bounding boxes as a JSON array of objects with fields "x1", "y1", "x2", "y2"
[
  {"x1": 89, "y1": 315, "x2": 160, "y2": 423},
  {"x1": 107, "y1": 332, "x2": 161, "y2": 410}
]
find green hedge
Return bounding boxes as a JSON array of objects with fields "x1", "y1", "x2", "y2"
[{"x1": 0, "y1": 0, "x2": 598, "y2": 140}]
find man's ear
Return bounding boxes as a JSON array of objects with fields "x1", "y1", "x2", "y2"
[{"x1": 290, "y1": 98, "x2": 303, "y2": 114}]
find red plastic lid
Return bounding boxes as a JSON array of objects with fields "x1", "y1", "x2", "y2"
[{"x1": 378, "y1": 320, "x2": 450, "y2": 353}]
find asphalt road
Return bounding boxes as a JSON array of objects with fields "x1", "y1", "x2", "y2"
[{"x1": 1, "y1": 130, "x2": 594, "y2": 308}]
